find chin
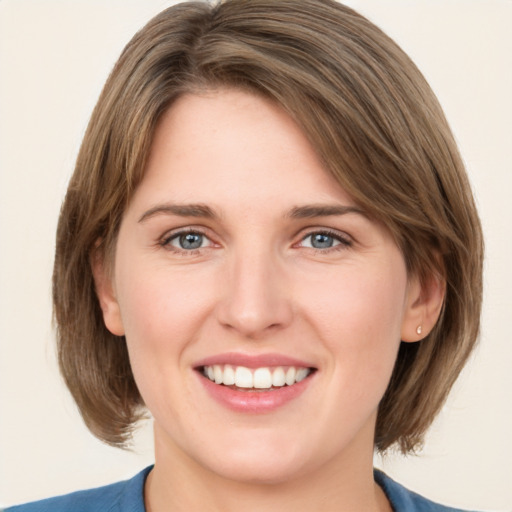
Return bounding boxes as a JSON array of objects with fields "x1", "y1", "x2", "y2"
[
  {"x1": 195, "y1": 429, "x2": 321, "y2": 485},
  {"x1": 207, "y1": 453, "x2": 308, "y2": 485}
]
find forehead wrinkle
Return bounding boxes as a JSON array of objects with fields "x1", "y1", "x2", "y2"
[{"x1": 138, "y1": 202, "x2": 219, "y2": 223}]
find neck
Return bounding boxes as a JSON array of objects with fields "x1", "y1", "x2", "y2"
[{"x1": 145, "y1": 425, "x2": 391, "y2": 512}]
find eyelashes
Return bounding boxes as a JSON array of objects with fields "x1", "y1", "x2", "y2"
[
  {"x1": 159, "y1": 228, "x2": 216, "y2": 255},
  {"x1": 158, "y1": 227, "x2": 353, "y2": 256},
  {"x1": 164, "y1": 231, "x2": 212, "y2": 251},
  {"x1": 297, "y1": 230, "x2": 352, "y2": 251}
]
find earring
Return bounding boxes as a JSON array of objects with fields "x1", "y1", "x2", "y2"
[{"x1": 416, "y1": 325, "x2": 422, "y2": 335}]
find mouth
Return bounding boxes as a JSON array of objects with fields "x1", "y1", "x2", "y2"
[
  {"x1": 194, "y1": 353, "x2": 317, "y2": 412},
  {"x1": 200, "y1": 364, "x2": 315, "y2": 391}
]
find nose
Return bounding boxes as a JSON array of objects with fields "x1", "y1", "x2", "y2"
[{"x1": 215, "y1": 247, "x2": 294, "y2": 339}]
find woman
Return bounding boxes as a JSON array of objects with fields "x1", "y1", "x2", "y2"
[{"x1": 5, "y1": 0, "x2": 484, "y2": 510}]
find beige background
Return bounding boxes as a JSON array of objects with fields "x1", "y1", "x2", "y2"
[{"x1": 0, "y1": 0, "x2": 511, "y2": 509}]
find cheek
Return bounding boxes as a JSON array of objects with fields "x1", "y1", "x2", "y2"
[
  {"x1": 113, "y1": 259, "x2": 219, "y2": 362},
  {"x1": 308, "y1": 264, "x2": 406, "y2": 337},
  {"x1": 112, "y1": 263, "x2": 214, "y2": 415},
  {"x1": 304, "y1": 262, "x2": 407, "y2": 391}
]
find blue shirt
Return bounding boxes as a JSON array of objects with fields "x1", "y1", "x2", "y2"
[{"x1": 4, "y1": 467, "x2": 480, "y2": 511}]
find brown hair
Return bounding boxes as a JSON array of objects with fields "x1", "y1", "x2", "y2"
[{"x1": 53, "y1": 0, "x2": 483, "y2": 452}]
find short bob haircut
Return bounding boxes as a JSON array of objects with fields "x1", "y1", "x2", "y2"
[{"x1": 53, "y1": 0, "x2": 483, "y2": 453}]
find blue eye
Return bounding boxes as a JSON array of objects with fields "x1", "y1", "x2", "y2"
[
  {"x1": 300, "y1": 231, "x2": 349, "y2": 250},
  {"x1": 310, "y1": 233, "x2": 336, "y2": 249},
  {"x1": 180, "y1": 233, "x2": 204, "y2": 249},
  {"x1": 167, "y1": 232, "x2": 208, "y2": 250}
]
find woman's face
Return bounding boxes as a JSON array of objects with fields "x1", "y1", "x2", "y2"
[{"x1": 98, "y1": 89, "x2": 423, "y2": 483}]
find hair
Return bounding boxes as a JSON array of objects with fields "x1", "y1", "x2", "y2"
[{"x1": 53, "y1": 0, "x2": 483, "y2": 452}]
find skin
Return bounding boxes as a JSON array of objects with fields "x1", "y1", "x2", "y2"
[{"x1": 94, "y1": 89, "x2": 444, "y2": 512}]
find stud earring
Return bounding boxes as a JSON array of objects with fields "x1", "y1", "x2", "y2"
[{"x1": 416, "y1": 325, "x2": 422, "y2": 335}]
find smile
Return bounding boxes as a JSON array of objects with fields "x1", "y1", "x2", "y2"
[
  {"x1": 195, "y1": 354, "x2": 317, "y2": 412},
  {"x1": 202, "y1": 365, "x2": 313, "y2": 390}
]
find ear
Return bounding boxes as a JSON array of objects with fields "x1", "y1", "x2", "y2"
[
  {"x1": 401, "y1": 269, "x2": 446, "y2": 343},
  {"x1": 91, "y1": 246, "x2": 125, "y2": 336}
]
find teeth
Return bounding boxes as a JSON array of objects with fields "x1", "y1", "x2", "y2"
[
  {"x1": 272, "y1": 367, "x2": 286, "y2": 387},
  {"x1": 296, "y1": 368, "x2": 310, "y2": 382},
  {"x1": 253, "y1": 368, "x2": 272, "y2": 389},
  {"x1": 285, "y1": 367, "x2": 296, "y2": 386},
  {"x1": 214, "y1": 365, "x2": 223, "y2": 384},
  {"x1": 202, "y1": 364, "x2": 312, "y2": 389},
  {"x1": 235, "y1": 366, "x2": 253, "y2": 388},
  {"x1": 223, "y1": 365, "x2": 235, "y2": 385}
]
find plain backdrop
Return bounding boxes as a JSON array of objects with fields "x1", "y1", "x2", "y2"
[{"x1": 0, "y1": 0, "x2": 511, "y2": 509}]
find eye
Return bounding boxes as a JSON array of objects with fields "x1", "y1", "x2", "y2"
[
  {"x1": 299, "y1": 231, "x2": 351, "y2": 250},
  {"x1": 163, "y1": 231, "x2": 212, "y2": 251}
]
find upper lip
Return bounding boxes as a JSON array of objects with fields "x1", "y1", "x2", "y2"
[{"x1": 194, "y1": 352, "x2": 316, "y2": 369}]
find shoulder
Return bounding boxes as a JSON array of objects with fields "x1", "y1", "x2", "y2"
[
  {"x1": 375, "y1": 470, "x2": 482, "y2": 512},
  {"x1": 3, "y1": 466, "x2": 152, "y2": 512}
]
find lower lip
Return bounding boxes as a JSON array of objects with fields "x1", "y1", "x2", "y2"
[{"x1": 197, "y1": 372, "x2": 314, "y2": 413}]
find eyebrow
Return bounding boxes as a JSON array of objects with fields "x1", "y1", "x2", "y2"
[
  {"x1": 138, "y1": 202, "x2": 366, "y2": 224},
  {"x1": 138, "y1": 203, "x2": 218, "y2": 223},
  {"x1": 287, "y1": 204, "x2": 366, "y2": 219}
]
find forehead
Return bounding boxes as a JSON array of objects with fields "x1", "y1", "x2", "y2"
[{"x1": 134, "y1": 89, "x2": 356, "y2": 212}]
